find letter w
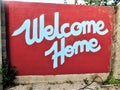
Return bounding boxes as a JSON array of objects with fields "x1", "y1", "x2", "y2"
[{"x1": 12, "y1": 19, "x2": 38, "y2": 45}]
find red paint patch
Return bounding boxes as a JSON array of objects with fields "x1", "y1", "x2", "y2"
[{"x1": 5, "y1": 1, "x2": 114, "y2": 75}]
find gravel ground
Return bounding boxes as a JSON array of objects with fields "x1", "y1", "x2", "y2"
[{"x1": 6, "y1": 82, "x2": 120, "y2": 90}]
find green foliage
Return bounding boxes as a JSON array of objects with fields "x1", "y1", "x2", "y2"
[
  {"x1": 84, "y1": 0, "x2": 120, "y2": 6},
  {"x1": 112, "y1": 0, "x2": 120, "y2": 6},
  {"x1": 104, "y1": 75, "x2": 120, "y2": 84},
  {"x1": 85, "y1": 0, "x2": 102, "y2": 5},
  {"x1": 1, "y1": 58, "x2": 17, "y2": 89}
]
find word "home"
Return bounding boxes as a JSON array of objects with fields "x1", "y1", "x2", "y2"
[{"x1": 12, "y1": 12, "x2": 109, "y2": 68}]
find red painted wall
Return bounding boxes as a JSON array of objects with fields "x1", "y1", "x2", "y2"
[{"x1": 5, "y1": 1, "x2": 114, "y2": 75}]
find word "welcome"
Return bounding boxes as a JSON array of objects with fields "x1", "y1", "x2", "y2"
[{"x1": 12, "y1": 12, "x2": 109, "y2": 68}]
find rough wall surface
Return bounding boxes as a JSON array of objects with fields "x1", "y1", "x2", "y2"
[
  {"x1": 114, "y1": 6, "x2": 120, "y2": 79},
  {"x1": 6, "y1": 82, "x2": 120, "y2": 90},
  {"x1": 3, "y1": 5, "x2": 120, "y2": 90},
  {"x1": 0, "y1": 1, "x2": 3, "y2": 90}
]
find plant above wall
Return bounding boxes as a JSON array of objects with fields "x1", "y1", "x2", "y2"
[{"x1": 81, "y1": 0, "x2": 120, "y2": 6}]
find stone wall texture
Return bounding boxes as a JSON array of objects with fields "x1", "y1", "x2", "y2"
[{"x1": 114, "y1": 6, "x2": 120, "y2": 79}]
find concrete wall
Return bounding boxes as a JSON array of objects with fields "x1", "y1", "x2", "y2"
[
  {"x1": 114, "y1": 6, "x2": 120, "y2": 79},
  {"x1": 1, "y1": 5, "x2": 120, "y2": 90},
  {"x1": 14, "y1": 6, "x2": 117, "y2": 84},
  {"x1": 0, "y1": 1, "x2": 3, "y2": 90}
]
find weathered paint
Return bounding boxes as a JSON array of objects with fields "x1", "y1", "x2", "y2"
[{"x1": 5, "y1": 1, "x2": 114, "y2": 75}]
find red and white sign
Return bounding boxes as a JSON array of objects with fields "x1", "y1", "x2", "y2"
[{"x1": 5, "y1": 1, "x2": 114, "y2": 75}]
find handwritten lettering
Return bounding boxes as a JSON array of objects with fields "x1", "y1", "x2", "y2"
[
  {"x1": 45, "y1": 38, "x2": 101, "y2": 68},
  {"x1": 12, "y1": 12, "x2": 109, "y2": 68}
]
